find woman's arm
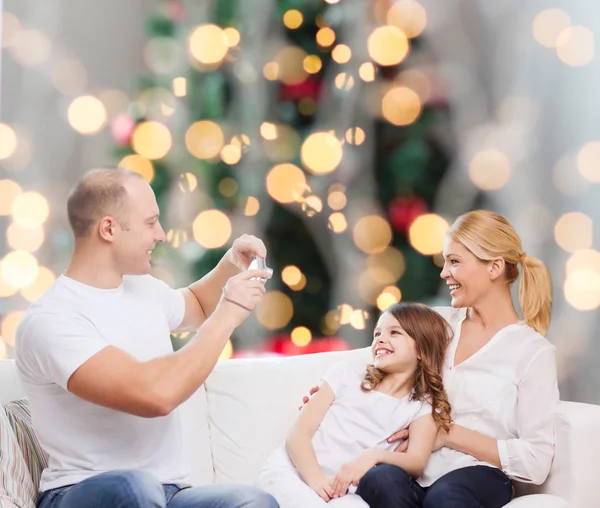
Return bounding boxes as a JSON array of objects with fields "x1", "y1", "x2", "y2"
[
  {"x1": 444, "y1": 346, "x2": 558, "y2": 484},
  {"x1": 286, "y1": 381, "x2": 335, "y2": 491},
  {"x1": 331, "y1": 414, "x2": 438, "y2": 497}
]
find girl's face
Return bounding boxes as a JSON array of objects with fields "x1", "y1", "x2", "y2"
[
  {"x1": 371, "y1": 312, "x2": 419, "y2": 374},
  {"x1": 440, "y1": 236, "x2": 492, "y2": 308}
]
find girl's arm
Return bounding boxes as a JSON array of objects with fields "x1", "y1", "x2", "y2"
[
  {"x1": 331, "y1": 414, "x2": 438, "y2": 497},
  {"x1": 286, "y1": 381, "x2": 335, "y2": 491}
]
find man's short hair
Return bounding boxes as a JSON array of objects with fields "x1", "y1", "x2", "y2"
[{"x1": 67, "y1": 168, "x2": 143, "y2": 238}]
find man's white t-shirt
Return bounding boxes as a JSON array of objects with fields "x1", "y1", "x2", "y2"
[
  {"x1": 15, "y1": 273, "x2": 189, "y2": 492},
  {"x1": 262, "y1": 359, "x2": 432, "y2": 479}
]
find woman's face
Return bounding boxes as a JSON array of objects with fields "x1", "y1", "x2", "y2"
[
  {"x1": 371, "y1": 312, "x2": 419, "y2": 374},
  {"x1": 440, "y1": 236, "x2": 492, "y2": 308}
]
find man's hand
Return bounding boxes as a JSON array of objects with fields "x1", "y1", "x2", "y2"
[
  {"x1": 308, "y1": 476, "x2": 335, "y2": 503},
  {"x1": 388, "y1": 428, "x2": 410, "y2": 453},
  {"x1": 228, "y1": 234, "x2": 268, "y2": 272},
  {"x1": 298, "y1": 385, "x2": 320, "y2": 410},
  {"x1": 331, "y1": 450, "x2": 379, "y2": 498},
  {"x1": 218, "y1": 269, "x2": 270, "y2": 328}
]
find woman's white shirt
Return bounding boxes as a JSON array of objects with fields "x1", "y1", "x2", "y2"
[{"x1": 418, "y1": 306, "x2": 559, "y2": 487}]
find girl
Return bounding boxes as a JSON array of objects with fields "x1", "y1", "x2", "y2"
[
  {"x1": 255, "y1": 303, "x2": 453, "y2": 508},
  {"x1": 357, "y1": 210, "x2": 559, "y2": 508}
]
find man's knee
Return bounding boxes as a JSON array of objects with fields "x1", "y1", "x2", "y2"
[
  {"x1": 357, "y1": 464, "x2": 413, "y2": 504},
  {"x1": 96, "y1": 469, "x2": 164, "y2": 508},
  {"x1": 242, "y1": 488, "x2": 279, "y2": 508}
]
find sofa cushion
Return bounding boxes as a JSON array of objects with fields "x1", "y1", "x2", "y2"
[
  {"x1": 204, "y1": 348, "x2": 371, "y2": 484},
  {"x1": 3, "y1": 399, "x2": 48, "y2": 495},
  {"x1": 0, "y1": 404, "x2": 36, "y2": 508}
]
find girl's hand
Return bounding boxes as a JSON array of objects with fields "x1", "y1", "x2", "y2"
[
  {"x1": 308, "y1": 477, "x2": 334, "y2": 502},
  {"x1": 331, "y1": 449, "x2": 379, "y2": 498}
]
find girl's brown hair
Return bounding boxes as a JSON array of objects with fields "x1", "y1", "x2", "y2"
[{"x1": 361, "y1": 303, "x2": 453, "y2": 431}]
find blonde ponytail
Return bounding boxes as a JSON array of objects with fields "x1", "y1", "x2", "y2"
[{"x1": 518, "y1": 254, "x2": 552, "y2": 336}]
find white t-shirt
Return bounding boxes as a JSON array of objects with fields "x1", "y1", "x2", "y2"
[
  {"x1": 14, "y1": 273, "x2": 188, "y2": 492},
  {"x1": 263, "y1": 359, "x2": 432, "y2": 479},
  {"x1": 418, "y1": 307, "x2": 559, "y2": 487}
]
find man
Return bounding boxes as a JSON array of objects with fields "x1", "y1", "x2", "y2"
[{"x1": 15, "y1": 168, "x2": 278, "y2": 508}]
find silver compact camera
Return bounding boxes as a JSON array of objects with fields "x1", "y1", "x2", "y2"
[{"x1": 248, "y1": 255, "x2": 272, "y2": 283}]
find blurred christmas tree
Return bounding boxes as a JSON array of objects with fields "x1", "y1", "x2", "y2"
[{"x1": 110, "y1": 0, "x2": 452, "y2": 355}]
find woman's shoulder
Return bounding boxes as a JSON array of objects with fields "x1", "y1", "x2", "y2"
[
  {"x1": 507, "y1": 322, "x2": 556, "y2": 356},
  {"x1": 432, "y1": 306, "x2": 463, "y2": 329}
]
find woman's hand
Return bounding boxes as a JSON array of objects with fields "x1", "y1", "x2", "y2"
[
  {"x1": 308, "y1": 476, "x2": 335, "y2": 502},
  {"x1": 331, "y1": 450, "x2": 379, "y2": 498},
  {"x1": 388, "y1": 428, "x2": 410, "y2": 452}
]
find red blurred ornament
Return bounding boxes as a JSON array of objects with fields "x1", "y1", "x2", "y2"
[
  {"x1": 110, "y1": 114, "x2": 135, "y2": 145},
  {"x1": 388, "y1": 196, "x2": 428, "y2": 233},
  {"x1": 166, "y1": 0, "x2": 185, "y2": 21},
  {"x1": 279, "y1": 77, "x2": 322, "y2": 102},
  {"x1": 233, "y1": 335, "x2": 351, "y2": 358}
]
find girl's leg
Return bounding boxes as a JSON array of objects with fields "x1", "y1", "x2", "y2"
[
  {"x1": 255, "y1": 467, "x2": 328, "y2": 508},
  {"x1": 422, "y1": 466, "x2": 513, "y2": 508}
]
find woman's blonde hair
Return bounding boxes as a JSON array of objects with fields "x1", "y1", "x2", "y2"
[
  {"x1": 448, "y1": 210, "x2": 552, "y2": 336},
  {"x1": 361, "y1": 303, "x2": 453, "y2": 431}
]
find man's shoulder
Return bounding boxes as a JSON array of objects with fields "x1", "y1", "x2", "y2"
[{"x1": 123, "y1": 274, "x2": 176, "y2": 294}]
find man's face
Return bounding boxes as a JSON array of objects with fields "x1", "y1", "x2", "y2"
[{"x1": 113, "y1": 177, "x2": 166, "y2": 275}]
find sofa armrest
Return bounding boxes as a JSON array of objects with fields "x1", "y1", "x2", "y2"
[
  {"x1": 506, "y1": 494, "x2": 567, "y2": 508},
  {"x1": 515, "y1": 401, "x2": 600, "y2": 507}
]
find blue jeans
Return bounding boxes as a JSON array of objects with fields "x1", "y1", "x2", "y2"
[
  {"x1": 37, "y1": 470, "x2": 279, "y2": 508},
  {"x1": 356, "y1": 465, "x2": 513, "y2": 508}
]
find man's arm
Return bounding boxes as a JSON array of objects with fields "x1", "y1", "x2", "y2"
[
  {"x1": 176, "y1": 235, "x2": 268, "y2": 331},
  {"x1": 67, "y1": 269, "x2": 270, "y2": 418}
]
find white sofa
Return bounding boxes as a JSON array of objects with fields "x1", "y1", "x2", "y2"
[{"x1": 1, "y1": 347, "x2": 599, "y2": 507}]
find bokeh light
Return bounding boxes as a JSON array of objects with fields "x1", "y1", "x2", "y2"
[
  {"x1": 328, "y1": 213, "x2": 348, "y2": 233},
  {"x1": 7, "y1": 222, "x2": 45, "y2": 253},
  {"x1": 327, "y1": 190, "x2": 347, "y2": 210},
  {"x1": 282, "y1": 266, "x2": 303, "y2": 287},
  {"x1": 263, "y1": 62, "x2": 279, "y2": 81},
  {"x1": 173, "y1": 77, "x2": 187, "y2": 97},
  {"x1": 332, "y1": 44, "x2": 352, "y2": 64},
  {"x1": 359, "y1": 62, "x2": 376, "y2": 82},
  {"x1": 0, "y1": 123, "x2": 17, "y2": 160},
  {"x1": 350, "y1": 309, "x2": 368, "y2": 330},
  {"x1": 177, "y1": 172, "x2": 198, "y2": 193},
  {"x1": 1, "y1": 251, "x2": 39, "y2": 289},
  {"x1": 192, "y1": 210, "x2": 232, "y2": 248},
  {"x1": 554, "y1": 212, "x2": 593, "y2": 253},
  {"x1": 1, "y1": 12, "x2": 20, "y2": 48},
  {"x1": 275, "y1": 46, "x2": 308, "y2": 85},
  {"x1": 68, "y1": 96, "x2": 107, "y2": 135},
  {"x1": 397, "y1": 69, "x2": 432, "y2": 102},
  {"x1": 185, "y1": 120, "x2": 225, "y2": 160},
  {"x1": 387, "y1": 0, "x2": 427, "y2": 38},
  {"x1": 566, "y1": 249, "x2": 600, "y2": 278},
  {"x1": 220, "y1": 144, "x2": 242, "y2": 165},
  {"x1": 256, "y1": 291, "x2": 294, "y2": 329},
  {"x1": 219, "y1": 178, "x2": 238, "y2": 197},
  {"x1": 132, "y1": 121, "x2": 172, "y2": 159},
  {"x1": 0, "y1": 180, "x2": 22, "y2": 215},
  {"x1": 303, "y1": 55, "x2": 322, "y2": 74},
  {"x1": 260, "y1": 122, "x2": 278, "y2": 140},
  {"x1": 468, "y1": 149, "x2": 511, "y2": 190},
  {"x1": 335, "y1": 73, "x2": 354, "y2": 90},
  {"x1": 301, "y1": 132, "x2": 343, "y2": 174},
  {"x1": 556, "y1": 26, "x2": 594, "y2": 67},
  {"x1": 377, "y1": 286, "x2": 403, "y2": 311},
  {"x1": 166, "y1": 229, "x2": 188, "y2": 249},
  {"x1": 1, "y1": 311, "x2": 24, "y2": 347},
  {"x1": 188, "y1": 24, "x2": 228, "y2": 65},
  {"x1": 345, "y1": 127, "x2": 366, "y2": 145},
  {"x1": 577, "y1": 141, "x2": 600, "y2": 182},
  {"x1": 283, "y1": 9, "x2": 303, "y2": 29},
  {"x1": 266, "y1": 163, "x2": 308, "y2": 203},
  {"x1": 353, "y1": 216, "x2": 393, "y2": 254},
  {"x1": 368, "y1": 247, "x2": 406, "y2": 280},
  {"x1": 382, "y1": 87, "x2": 421, "y2": 126},
  {"x1": 409, "y1": 214, "x2": 449, "y2": 255},
  {"x1": 291, "y1": 326, "x2": 312, "y2": 347},
  {"x1": 302, "y1": 195, "x2": 324, "y2": 217},
  {"x1": 368, "y1": 26, "x2": 409, "y2": 66},
  {"x1": 9, "y1": 29, "x2": 50, "y2": 66},
  {"x1": 52, "y1": 58, "x2": 88, "y2": 95},
  {"x1": 219, "y1": 339, "x2": 233, "y2": 360},
  {"x1": 0, "y1": 338, "x2": 5, "y2": 359},
  {"x1": 316, "y1": 27, "x2": 336, "y2": 47},
  {"x1": 118, "y1": 154, "x2": 155, "y2": 183},
  {"x1": 223, "y1": 28, "x2": 241, "y2": 47},
  {"x1": 20, "y1": 266, "x2": 56, "y2": 302},
  {"x1": 244, "y1": 197, "x2": 260, "y2": 216},
  {"x1": 532, "y1": 8, "x2": 571, "y2": 48},
  {"x1": 12, "y1": 192, "x2": 50, "y2": 229},
  {"x1": 564, "y1": 270, "x2": 600, "y2": 311},
  {"x1": 0, "y1": 278, "x2": 18, "y2": 298}
]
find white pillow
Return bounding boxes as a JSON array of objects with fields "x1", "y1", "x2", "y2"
[
  {"x1": 0, "y1": 404, "x2": 36, "y2": 508},
  {"x1": 204, "y1": 348, "x2": 371, "y2": 485}
]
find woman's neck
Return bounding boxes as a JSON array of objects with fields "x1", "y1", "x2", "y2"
[
  {"x1": 376, "y1": 370, "x2": 415, "y2": 398},
  {"x1": 468, "y1": 288, "x2": 521, "y2": 331}
]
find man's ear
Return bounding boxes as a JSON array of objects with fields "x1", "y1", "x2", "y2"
[
  {"x1": 488, "y1": 257, "x2": 505, "y2": 281},
  {"x1": 98, "y1": 216, "x2": 117, "y2": 242}
]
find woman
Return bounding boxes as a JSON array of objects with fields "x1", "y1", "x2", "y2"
[
  {"x1": 358, "y1": 210, "x2": 559, "y2": 507},
  {"x1": 304, "y1": 210, "x2": 558, "y2": 508}
]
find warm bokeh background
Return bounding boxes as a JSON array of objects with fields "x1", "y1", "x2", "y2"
[{"x1": 1, "y1": 0, "x2": 600, "y2": 404}]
